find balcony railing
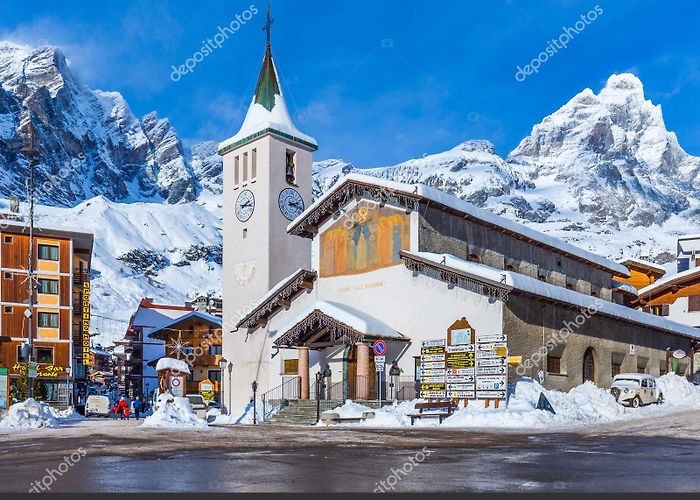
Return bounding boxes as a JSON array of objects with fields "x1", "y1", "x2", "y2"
[{"x1": 73, "y1": 270, "x2": 89, "y2": 284}]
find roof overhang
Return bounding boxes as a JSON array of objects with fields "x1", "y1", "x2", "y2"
[
  {"x1": 218, "y1": 127, "x2": 318, "y2": 155},
  {"x1": 237, "y1": 269, "x2": 317, "y2": 330},
  {"x1": 409, "y1": 250, "x2": 700, "y2": 341},
  {"x1": 273, "y1": 307, "x2": 408, "y2": 349},
  {"x1": 399, "y1": 250, "x2": 512, "y2": 303}
]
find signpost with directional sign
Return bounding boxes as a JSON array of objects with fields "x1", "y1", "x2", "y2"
[
  {"x1": 420, "y1": 340, "x2": 446, "y2": 398},
  {"x1": 419, "y1": 325, "x2": 508, "y2": 406}
]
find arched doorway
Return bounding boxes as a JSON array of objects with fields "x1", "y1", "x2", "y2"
[{"x1": 583, "y1": 348, "x2": 596, "y2": 383}]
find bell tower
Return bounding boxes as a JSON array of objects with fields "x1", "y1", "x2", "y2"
[{"x1": 219, "y1": 6, "x2": 315, "y2": 414}]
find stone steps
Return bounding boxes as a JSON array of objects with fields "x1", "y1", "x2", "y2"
[{"x1": 262, "y1": 399, "x2": 395, "y2": 426}]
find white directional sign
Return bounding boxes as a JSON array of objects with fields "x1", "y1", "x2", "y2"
[
  {"x1": 422, "y1": 339, "x2": 446, "y2": 348},
  {"x1": 447, "y1": 374, "x2": 475, "y2": 383},
  {"x1": 476, "y1": 376, "x2": 507, "y2": 391},
  {"x1": 476, "y1": 334, "x2": 507, "y2": 343},
  {"x1": 447, "y1": 383, "x2": 475, "y2": 391},
  {"x1": 476, "y1": 390, "x2": 507, "y2": 399},
  {"x1": 421, "y1": 369, "x2": 446, "y2": 376},
  {"x1": 422, "y1": 376, "x2": 447, "y2": 383},
  {"x1": 477, "y1": 357, "x2": 507, "y2": 367},
  {"x1": 446, "y1": 345, "x2": 475, "y2": 353},
  {"x1": 447, "y1": 390, "x2": 475, "y2": 399},
  {"x1": 421, "y1": 354, "x2": 445, "y2": 362},
  {"x1": 445, "y1": 368, "x2": 475, "y2": 375},
  {"x1": 477, "y1": 366, "x2": 507, "y2": 376},
  {"x1": 421, "y1": 361, "x2": 446, "y2": 369}
]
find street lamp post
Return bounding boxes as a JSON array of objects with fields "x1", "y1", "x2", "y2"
[
  {"x1": 65, "y1": 366, "x2": 72, "y2": 407},
  {"x1": 20, "y1": 121, "x2": 39, "y2": 400},
  {"x1": 252, "y1": 381, "x2": 258, "y2": 425},
  {"x1": 227, "y1": 363, "x2": 233, "y2": 415},
  {"x1": 218, "y1": 358, "x2": 228, "y2": 411}
]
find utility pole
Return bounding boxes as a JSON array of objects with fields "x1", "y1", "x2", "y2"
[{"x1": 20, "y1": 120, "x2": 38, "y2": 399}]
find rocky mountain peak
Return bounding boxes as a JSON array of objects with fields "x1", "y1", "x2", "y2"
[{"x1": 0, "y1": 42, "x2": 217, "y2": 206}]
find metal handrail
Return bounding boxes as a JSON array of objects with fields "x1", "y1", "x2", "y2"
[{"x1": 260, "y1": 376, "x2": 301, "y2": 421}]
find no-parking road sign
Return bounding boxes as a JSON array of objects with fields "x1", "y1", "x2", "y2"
[{"x1": 373, "y1": 340, "x2": 387, "y2": 356}]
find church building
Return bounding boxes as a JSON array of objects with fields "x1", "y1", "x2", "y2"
[{"x1": 220, "y1": 14, "x2": 700, "y2": 417}]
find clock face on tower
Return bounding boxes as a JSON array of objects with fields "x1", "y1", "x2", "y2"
[
  {"x1": 235, "y1": 189, "x2": 255, "y2": 222},
  {"x1": 278, "y1": 188, "x2": 305, "y2": 221}
]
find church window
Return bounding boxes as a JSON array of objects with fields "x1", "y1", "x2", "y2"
[
  {"x1": 251, "y1": 149, "x2": 257, "y2": 180},
  {"x1": 286, "y1": 150, "x2": 296, "y2": 184},
  {"x1": 243, "y1": 152, "x2": 249, "y2": 182},
  {"x1": 234, "y1": 156, "x2": 240, "y2": 185}
]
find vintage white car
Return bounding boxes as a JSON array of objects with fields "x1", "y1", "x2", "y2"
[{"x1": 610, "y1": 373, "x2": 663, "y2": 408}]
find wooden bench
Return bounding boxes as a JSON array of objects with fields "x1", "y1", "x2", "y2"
[{"x1": 408, "y1": 401, "x2": 459, "y2": 425}]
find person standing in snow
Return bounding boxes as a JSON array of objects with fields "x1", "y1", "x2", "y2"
[
  {"x1": 133, "y1": 397, "x2": 142, "y2": 420},
  {"x1": 118, "y1": 397, "x2": 129, "y2": 420}
]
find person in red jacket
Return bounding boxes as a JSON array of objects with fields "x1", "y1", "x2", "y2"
[{"x1": 118, "y1": 397, "x2": 129, "y2": 420}]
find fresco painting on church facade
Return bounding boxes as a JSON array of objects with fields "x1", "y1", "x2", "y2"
[{"x1": 320, "y1": 204, "x2": 411, "y2": 277}]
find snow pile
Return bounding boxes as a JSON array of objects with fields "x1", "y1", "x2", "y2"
[
  {"x1": 320, "y1": 376, "x2": 700, "y2": 429},
  {"x1": 656, "y1": 373, "x2": 700, "y2": 407},
  {"x1": 211, "y1": 399, "x2": 264, "y2": 425},
  {"x1": 50, "y1": 406, "x2": 85, "y2": 422},
  {"x1": 141, "y1": 392, "x2": 208, "y2": 429},
  {"x1": 0, "y1": 399, "x2": 59, "y2": 431},
  {"x1": 317, "y1": 400, "x2": 412, "y2": 427},
  {"x1": 155, "y1": 357, "x2": 191, "y2": 374}
]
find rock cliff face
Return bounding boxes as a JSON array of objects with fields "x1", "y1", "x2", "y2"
[{"x1": 0, "y1": 42, "x2": 214, "y2": 205}]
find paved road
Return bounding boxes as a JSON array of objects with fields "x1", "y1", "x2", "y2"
[{"x1": 2, "y1": 417, "x2": 700, "y2": 493}]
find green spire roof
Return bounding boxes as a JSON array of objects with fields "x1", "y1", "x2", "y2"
[{"x1": 254, "y1": 46, "x2": 281, "y2": 112}]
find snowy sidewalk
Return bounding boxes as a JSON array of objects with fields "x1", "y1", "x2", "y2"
[{"x1": 318, "y1": 374, "x2": 700, "y2": 430}]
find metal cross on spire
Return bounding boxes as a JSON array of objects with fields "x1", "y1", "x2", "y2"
[{"x1": 263, "y1": 3, "x2": 274, "y2": 47}]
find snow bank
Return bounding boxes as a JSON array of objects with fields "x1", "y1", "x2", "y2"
[
  {"x1": 0, "y1": 399, "x2": 59, "y2": 431},
  {"x1": 319, "y1": 375, "x2": 700, "y2": 429},
  {"x1": 141, "y1": 392, "x2": 207, "y2": 429},
  {"x1": 211, "y1": 399, "x2": 265, "y2": 425},
  {"x1": 50, "y1": 406, "x2": 85, "y2": 422},
  {"x1": 656, "y1": 373, "x2": 700, "y2": 406}
]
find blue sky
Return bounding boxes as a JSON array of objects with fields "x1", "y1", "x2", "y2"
[{"x1": 1, "y1": 0, "x2": 699, "y2": 166}]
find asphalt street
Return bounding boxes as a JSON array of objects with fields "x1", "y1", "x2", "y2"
[{"x1": 2, "y1": 414, "x2": 699, "y2": 493}]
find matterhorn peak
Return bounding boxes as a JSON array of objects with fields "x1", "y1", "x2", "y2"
[{"x1": 604, "y1": 73, "x2": 644, "y2": 91}]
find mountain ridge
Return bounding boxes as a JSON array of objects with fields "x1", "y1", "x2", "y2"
[{"x1": 2, "y1": 42, "x2": 699, "y2": 345}]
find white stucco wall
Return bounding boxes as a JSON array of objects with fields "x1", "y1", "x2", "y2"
[
  {"x1": 668, "y1": 297, "x2": 700, "y2": 328},
  {"x1": 227, "y1": 263, "x2": 503, "y2": 413}
]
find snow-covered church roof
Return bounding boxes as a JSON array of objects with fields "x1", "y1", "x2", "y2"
[{"x1": 218, "y1": 42, "x2": 317, "y2": 155}]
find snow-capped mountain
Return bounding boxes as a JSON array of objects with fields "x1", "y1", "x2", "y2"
[
  {"x1": 314, "y1": 74, "x2": 700, "y2": 264},
  {"x1": 2, "y1": 40, "x2": 699, "y2": 344},
  {"x1": 0, "y1": 42, "x2": 217, "y2": 205},
  {"x1": 0, "y1": 42, "x2": 224, "y2": 345}
]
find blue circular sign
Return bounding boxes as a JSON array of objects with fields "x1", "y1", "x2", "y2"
[{"x1": 373, "y1": 340, "x2": 387, "y2": 356}]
